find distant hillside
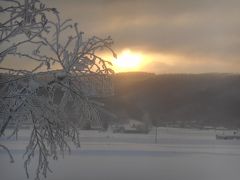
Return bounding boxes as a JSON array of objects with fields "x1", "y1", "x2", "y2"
[
  {"x1": 2, "y1": 72, "x2": 240, "y2": 128},
  {"x1": 102, "y1": 73, "x2": 240, "y2": 128}
]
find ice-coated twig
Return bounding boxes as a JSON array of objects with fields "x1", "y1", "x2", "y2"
[{"x1": 0, "y1": 143, "x2": 14, "y2": 163}]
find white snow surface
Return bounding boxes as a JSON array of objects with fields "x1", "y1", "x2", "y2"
[{"x1": 1, "y1": 127, "x2": 240, "y2": 180}]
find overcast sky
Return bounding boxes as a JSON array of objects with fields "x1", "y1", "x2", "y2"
[{"x1": 28, "y1": 0, "x2": 240, "y2": 73}]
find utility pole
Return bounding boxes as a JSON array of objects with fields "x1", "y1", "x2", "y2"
[{"x1": 155, "y1": 126, "x2": 158, "y2": 144}]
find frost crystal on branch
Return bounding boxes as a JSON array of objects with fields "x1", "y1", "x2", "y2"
[{"x1": 0, "y1": 0, "x2": 116, "y2": 179}]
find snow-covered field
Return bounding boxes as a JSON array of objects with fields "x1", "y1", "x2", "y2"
[{"x1": 1, "y1": 127, "x2": 240, "y2": 180}]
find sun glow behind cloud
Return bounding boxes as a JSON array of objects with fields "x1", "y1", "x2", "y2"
[
  {"x1": 103, "y1": 49, "x2": 182, "y2": 73},
  {"x1": 109, "y1": 50, "x2": 182, "y2": 73},
  {"x1": 113, "y1": 49, "x2": 143, "y2": 72}
]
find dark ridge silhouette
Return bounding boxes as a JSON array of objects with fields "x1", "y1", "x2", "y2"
[
  {"x1": 102, "y1": 72, "x2": 240, "y2": 128},
  {"x1": 2, "y1": 72, "x2": 240, "y2": 128}
]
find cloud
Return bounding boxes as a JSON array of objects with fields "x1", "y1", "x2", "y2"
[{"x1": 40, "y1": 0, "x2": 240, "y2": 72}]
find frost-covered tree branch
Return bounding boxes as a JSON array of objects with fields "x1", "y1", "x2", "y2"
[
  {"x1": 0, "y1": 0, "x2": 116, "y2": 179},
  {"x1": 0, "y1": 0, "x2": 55, "y2": 62}
]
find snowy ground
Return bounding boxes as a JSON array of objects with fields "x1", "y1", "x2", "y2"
[{"x1": 1, "y1": 127, "x2": 240, "y2": 180}]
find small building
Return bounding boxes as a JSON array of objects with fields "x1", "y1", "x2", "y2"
[{"x1": 112, "y1": 119, "x2": 150, "y2": 134}]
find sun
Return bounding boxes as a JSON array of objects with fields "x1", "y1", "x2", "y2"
[{"x1": 113, "y1": 49, "x2": 143, "y2": 72}]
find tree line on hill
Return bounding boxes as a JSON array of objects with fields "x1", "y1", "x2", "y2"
[{"x1": 101, "y1": 72, "x2": 240, "y2": 129}]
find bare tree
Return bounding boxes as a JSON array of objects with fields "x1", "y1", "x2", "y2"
[{"x1": 0, "y1": 0, "x2": 116, "y2": 179}]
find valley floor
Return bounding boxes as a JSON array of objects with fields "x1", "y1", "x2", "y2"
[{"x1": 1, "y1": 127, "x2": 240, "y2": 180}]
